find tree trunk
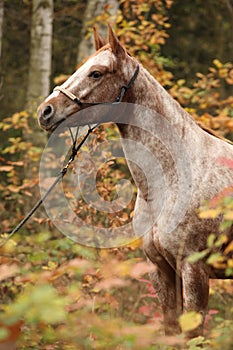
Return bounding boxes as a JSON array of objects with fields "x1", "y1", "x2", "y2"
[
  {"x1": 0, "y1": 0, "x2": 4, "y2": 100},
  {"x1": 76, "y1": 0, "x2": 118, "y2": 64},
  {"x1": 26, "y1": 0, "x2": 53, "y2": 107},
  {"x1": 0, "y1": 0, "x2": 4, "y2": 61},
  {"x1": 23, "y1": 0, "x2": 53, "y2": 214}
]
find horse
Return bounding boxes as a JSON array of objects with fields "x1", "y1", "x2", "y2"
[{"x1": 37, "y1": 25, "x2": 233, "y2": 338}]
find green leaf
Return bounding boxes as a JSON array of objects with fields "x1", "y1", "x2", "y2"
[
  {"x1": 186, "y1": 249, "x2": 209, "y2": 263},
  {"x1": 5, "y1": 284, "x2": 67, "y2": 325},
  {"x1": 225, "y1": 267, "x2": 233, "y2": 277},
  {"x1": 220, "y1": 220, "x2": 232, "y2": 231},
  {"x1": 207, "y1": 253, "x2": 223, "y2": 265},
  {"x1": 187, "y1": 336, "x2": 205, "y2": 349},
  {"x1": 207, "y1": 233, "x2": 215, "y2": 247},
  {"x1": 0, "y1": 327, "x2": 9, "y2": 341}
]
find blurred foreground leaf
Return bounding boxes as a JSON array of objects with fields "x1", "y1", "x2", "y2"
[{"x1": 179, "y1": 311, "x2": 202, "y2": 333}]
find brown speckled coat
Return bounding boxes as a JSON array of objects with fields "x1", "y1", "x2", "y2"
[{"x1": 37, "y1": 25, "x2": 233, "y2": 338}]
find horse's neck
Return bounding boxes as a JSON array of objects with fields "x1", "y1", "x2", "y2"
[
  {"x1": 137, "y1": 66, "x2": 196, "y2": 131},
  {"x1": 117, "y1": 64, "x2": 206, "y2": 201},
  {"x1": 116, "y1": 63, "x2": 233, "y2": 228},
  {"x1": 118, "y1": 64, "x2": 204, "y2": 151}
]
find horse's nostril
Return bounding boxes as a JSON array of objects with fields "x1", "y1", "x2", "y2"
[{"x1": 42, "y1": 104, "x2": 54, "y2": 120}]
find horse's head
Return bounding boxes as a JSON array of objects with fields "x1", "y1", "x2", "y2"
[{"x1": 37, "y1": 25, "x2": 138, "y2": 132}]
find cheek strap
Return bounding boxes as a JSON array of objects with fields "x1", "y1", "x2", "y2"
[{"x1": 53, "y1": 64, "x2": 140, "y2": 107}]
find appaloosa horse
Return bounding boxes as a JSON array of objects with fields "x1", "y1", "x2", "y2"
[{"x1": 37, "y1": 25, "x2": 233, "y2": 337}]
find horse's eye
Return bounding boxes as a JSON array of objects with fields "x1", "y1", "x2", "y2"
[{"x1": 89, "y1": 71, "x2": 102, "y2": 79}]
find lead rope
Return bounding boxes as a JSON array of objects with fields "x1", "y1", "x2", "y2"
[{"x1": 0, "y1": 123, "x2": 99, "y2": 248}]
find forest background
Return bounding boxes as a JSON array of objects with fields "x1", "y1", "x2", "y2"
[{"x1": 0, "y1": 0, "x2": 233, "y2": 349}]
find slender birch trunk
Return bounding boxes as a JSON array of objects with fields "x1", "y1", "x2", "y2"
[
  {"x1": 0, "y1": 0, "x2": 4, "y2": 61},
  {"x1": 0, "y1": 0, "x2": 4, "y2": 100},
  {"x1": 24, "y1": 0, "x2": 53, "y2": 211},
  {"x1": 76, "y1": 0, "x2": 118, "y2": 64},
  {"x1": 26, "y1": 0, "x2": 53, "y2": 106}
]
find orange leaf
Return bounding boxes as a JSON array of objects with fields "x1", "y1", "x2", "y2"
[
  {"x1": 0, "y1": 166, "x2": 13, "y2": 171},
  {"x1": 0, "y1": 264, "x2": 18, "y2": 282},
  {"x1": 130, "y1": 261, "x2": 154, "y2": 278},
  {"x1": 94, "y1": 278, "x2": 129, "y2": 291}
]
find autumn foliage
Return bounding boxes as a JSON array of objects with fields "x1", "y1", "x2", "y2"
[{"x1": 0, "y1": 1, "x2": 233, "y2": 349}]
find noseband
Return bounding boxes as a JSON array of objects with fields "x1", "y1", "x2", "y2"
[{"x1": 53, "y1": 65, "x2": 140, "y2": 107}]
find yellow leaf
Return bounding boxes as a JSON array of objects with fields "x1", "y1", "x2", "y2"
[
  {"x1": 12, "y1": 113, "x2": 20, "y2": 124},
  {"x1": 215, "y1": 234, "x2": 228, "y2": 247},
  {"x1": 219, "y1": 68, "x2": 228, "y2": 78},
  {"x1": 179, "y1": 311, "x2": 202, "y2": 333},
  {"x1": 199, "y1": 209, "x2": 221, "y2": 219},
  {"x1": 207, "y1": 253, "x2": 226, "y2": 269},
  {"x1": 200, "y1": 103, "x2": 207, "y2": 109},
  {"x1": 0, "y1": 237, "x2": 17, "y2": 254},
  {"x1": 224, "y1": 241, "x2": 233, "y2": 254},
  {"x1": 207, "y1": 253, "x2": 223, "y2": 264},
  {"x1": 213, "y1": 59, "x2": 223, "y2": 69},
  {"x1": 209, "y1": 287, "x2": 215, "y2": 295},
  {"x1": 128, "y1": 237, "x2": 142, "y2": 248},
  {"x1": 224, "y1": 211, "x2": 233, "y2": 220}
]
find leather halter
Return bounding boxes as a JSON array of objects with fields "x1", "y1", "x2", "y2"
[{"x1": 53, "y1": 65, "x2": 140, "y2": 107}]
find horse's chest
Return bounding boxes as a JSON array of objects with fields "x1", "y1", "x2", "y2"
[{"x1": 153, "y1": 210, "x2": 223, "y2": 261}]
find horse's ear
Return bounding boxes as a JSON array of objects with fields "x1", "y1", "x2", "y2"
[
  {"x1": 93, "y1": 26, "x2": 106, "y2": 51},
  {"x1": 108, "y1": 24, "x2": 125, "y2": 57}
]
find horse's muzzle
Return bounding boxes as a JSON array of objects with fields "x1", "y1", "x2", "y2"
[
  {"x1": 38, "y1": 101, "x2": 53, "y2": 121},
  {"x1": 37, "y1": 102, "x2": 58, "y2": 131}
]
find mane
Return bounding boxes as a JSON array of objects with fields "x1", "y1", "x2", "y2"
[
  {"x1": 141, "y1": 64, "x2": 233, "y2": 146},
  {"x1": 195, "y1": 121, "x2": 233, "y2": 145},
  {"x1": 76, "y1": 46, "x2": 232, "y2": 146}
]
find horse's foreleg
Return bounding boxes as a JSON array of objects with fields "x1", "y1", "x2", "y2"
[
  {"x1": 181, "y1": 262, "x2": 209, "y2": 338},
  {"x1": 149, "y1": 267, "x2": 182, "y2": 335},
  {"x1": 143, "y1": 234, "x2": 182, "y2": 335}
]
